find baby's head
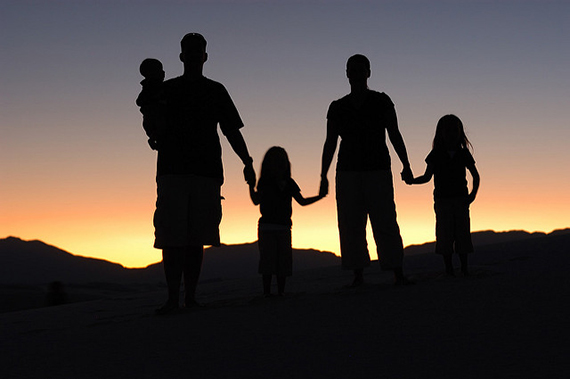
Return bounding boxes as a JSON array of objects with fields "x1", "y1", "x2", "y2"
[{"x1": 140, "y1": 58, "x2": 165, "y2": 81}]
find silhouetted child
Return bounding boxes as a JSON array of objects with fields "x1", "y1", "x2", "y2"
[
  {"x1": 249, "y1": 146, "x2": 324, "y2": 296},
  {"x1": 406, "y1": 115, "x2": 480, "y2": 276},
  {"x1": 136, "y1": 58, "x2": 165, "y2": 150}
]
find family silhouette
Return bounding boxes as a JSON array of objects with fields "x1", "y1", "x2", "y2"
[{"x1": 137, "y1": 33, "x2": 480, "y2": 314}]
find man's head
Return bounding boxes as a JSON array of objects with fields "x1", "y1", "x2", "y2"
[
  {"x1": 180, "y1": 33, "x2": 208, "y2": 70},
  {"x1": 346, "y1": 54, "x2": 371, "y2": 84}
]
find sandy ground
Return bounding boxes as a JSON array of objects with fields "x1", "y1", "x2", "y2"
[{"x1": 1, "y1": 247, "x2": 569, "y2": 379}]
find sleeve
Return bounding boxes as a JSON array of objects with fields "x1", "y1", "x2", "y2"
[
  {"x1": 326, "y1": 100, "x2": 341, "y2": 136},
  {"x1": 326, "y1": 100, "x2": 337, "y2": 120},
  {"x1": 379, "y1": 92, "x2": 398, "y2": 130},
  {"x1": 288, "y1": 178, "x2": 301, "y2": 196},
  {"x1": 218, "y1": 84, "x2": 244, "y2": 135}
]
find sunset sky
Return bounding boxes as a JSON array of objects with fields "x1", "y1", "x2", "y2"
[{"x1": 2, "y1": 0, "x2": 569, "y2": 268}]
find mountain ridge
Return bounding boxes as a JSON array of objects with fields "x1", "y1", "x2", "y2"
[{"x1": 1, "y1": 228, "x2": 568, "y2": 286}]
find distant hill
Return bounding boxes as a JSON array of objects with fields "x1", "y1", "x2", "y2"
[
  {"x1": 1, "y1": 229, "x2": 569, "y2": 286},
  {"x1": 0, "y1": 237, "x2": 339, "y2": 285},
  {"x1": 404, "y1": 228, "x2": 570, "y2": 255}
]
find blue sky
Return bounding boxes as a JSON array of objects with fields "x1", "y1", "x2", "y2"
[{"x1": 2, "y1": 0, "x2": 569, "y2": 267}]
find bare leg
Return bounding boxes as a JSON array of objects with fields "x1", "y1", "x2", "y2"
[
  {"x1": 183, "y1": 245, "x2": 203, "y2": 307},
  {"x1": 156, "y1": 247, "x2": 184, "y2": 314}
]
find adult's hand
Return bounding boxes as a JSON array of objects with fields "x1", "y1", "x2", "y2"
[
  {"x1": 400, "y1": 166, "x2": 413, "y2": 184},
  {"x1": 244, "y1": 163, "x2": 256, "y2": 186}
]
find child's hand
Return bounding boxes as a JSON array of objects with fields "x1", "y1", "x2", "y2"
[{"x1": 467, "y1": 193, "x2": 476, "y2": 204}]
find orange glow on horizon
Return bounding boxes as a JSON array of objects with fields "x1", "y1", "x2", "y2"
[{"x1": 3, "y1": 180, "x2": 568, "y2": 268}]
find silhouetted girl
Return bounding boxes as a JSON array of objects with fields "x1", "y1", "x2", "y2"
[
  {"x1": 407, "y1": 115, "x2": 480, "y2": 276},
  {"x1": 249, "y1": 146, "x2": 324, "y2": 296}
]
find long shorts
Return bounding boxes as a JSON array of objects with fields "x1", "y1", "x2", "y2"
[
  {"x1": 153, "y1": 174, "x2": 222, "y2": 248},
  {"x1": 434, "y1": 197, "x2": 473, "y2": 256},
  {"x1": 257, "y1": 226, "x2": 292, "y2": 276},
  {"x1": 336, "y1": 170, "x2": 404, "y2": 271}
]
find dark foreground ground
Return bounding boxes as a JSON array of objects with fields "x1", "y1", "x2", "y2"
[{"x1": 1, "y1": 246, "x2": 569, "y2": 379}]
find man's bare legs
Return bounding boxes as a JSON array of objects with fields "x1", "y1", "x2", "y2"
[{"x1": 156, "y1": 245, "x2": 203, "y2": 314}]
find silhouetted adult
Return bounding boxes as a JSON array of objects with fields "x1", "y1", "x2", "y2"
[
  {"x1": 319, "y1": 54, "x2": 413, "y2": 286},
  {"x1": 138, "y1": 33, "x2": 256, "y2": 314}
]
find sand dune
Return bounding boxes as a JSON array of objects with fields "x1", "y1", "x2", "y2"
[{"x1": 1, "y1": 232, "x2": 569, "y2": 378}]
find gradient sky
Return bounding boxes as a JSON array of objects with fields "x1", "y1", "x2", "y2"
[{"x1": 2, "y1": 0, "x2": 569, "y2": 268}]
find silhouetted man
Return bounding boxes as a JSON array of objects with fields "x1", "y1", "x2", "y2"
[
  {"x1": 138, "y1": 33, "x2": 256, "y2": 314},
  {"x1": 319, "y1": 54, "x2": 413, "y2": 286}
]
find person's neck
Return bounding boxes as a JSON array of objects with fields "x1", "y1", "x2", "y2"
[
  {"x1": 349, "y1": 82, "x2": 368, "y2": 106},
  {"x1": 350, "y1": 81, "x2": 368, "y2": 95},
  {"x1": 183, "y1": 67, "x2": 204, "y2": 81}
]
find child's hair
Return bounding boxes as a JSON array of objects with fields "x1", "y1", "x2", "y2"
[
  {"x1": 433, "y1": 114, "x2": 473, "y2": 152},
  {"x1": 139, "y1": 58, "x2": 163, "y2": 78},
  {"x1": 258, "y1": 146, "x2": 291, "y2": 185}
]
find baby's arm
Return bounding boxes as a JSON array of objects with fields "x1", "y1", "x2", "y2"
[
  {"x1": 407, "y1": 165, "x2": 434, "y2": 185},
  {"x1": 293, "y1": 192, "x2": 324, "y2": 206},
  {"x1": 466, "y1": 163, "x2": 480, "y2": 204}
]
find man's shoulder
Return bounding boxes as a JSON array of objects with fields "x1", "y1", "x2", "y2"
[
  {"x1": 163, "y1": 76, "x2": 225, "y2": 89},
  {"x1": 368, "y1": 90, "x2": 394, "y2": 106}
]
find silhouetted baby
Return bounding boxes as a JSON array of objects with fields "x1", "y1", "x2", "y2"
[
  {"x1": 136, "y1": 58, "x2": 165, "y2": 150},
  {"x1": 249, "y1": 146, "x2": 325, "y2": 296}
]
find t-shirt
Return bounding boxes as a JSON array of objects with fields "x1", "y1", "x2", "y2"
[
  {"x1": 327, "y1": 90, "x2": 396, "y2": 171},
  {"x1": 156, "y1": 76, "x2": 244, "y2": 180},
  {"x1": 257, "y1": 178, "x2": 301, "y2": 227},
  {"x1": 425, "y1": 148, "x2": 475, "y2": 198}
]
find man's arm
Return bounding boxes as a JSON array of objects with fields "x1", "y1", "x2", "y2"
[
  {"x1": 225, "y1": 128, "x2": 256, "y2": 185},
  {"x1": 319, "y1": 118, "x2": 339, "y2": 196},
  {"x1": 386, "y1": 116, "x2": 413, "y2": 182}
]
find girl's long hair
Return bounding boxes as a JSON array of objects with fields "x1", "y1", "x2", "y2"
[
  {"x1": 432, "y1": 114, "x2": 473, "y2": 152},
  {"x1": 258, "y1": 146, "x2": 291, "y2": 188}
]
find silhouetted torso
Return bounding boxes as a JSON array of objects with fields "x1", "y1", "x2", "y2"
[
  {"x1": 157, "y1": 76, "x2": 243, "y2": 180},
  {"x1": 327, "y1": 89, "x2": 396, "y2": 172},
  {"x1": 257, "y1": 178, "x2": 300, "y2": 227},
  {"x1": 426, "y1": 148, "x2": 475, "y2": 198}
]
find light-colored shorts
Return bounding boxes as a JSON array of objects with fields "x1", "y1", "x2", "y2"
[
  {"x1": 257, "y1": 225, "x2": 292, "y2": 276},
  {"x1": 336, "y1": 170, "x2": 404, "y2": 271},
  {"x1": 153, "y1": 174, "x2": 222, "y2": 248},
  {"x1": 434, "y1": 197, "x2": 473, "y2": 255}
]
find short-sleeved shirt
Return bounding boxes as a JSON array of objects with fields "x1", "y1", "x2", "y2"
[
  {"x1": 426, "y1": 148, "x2": 475, "y2": 198},
  {"x1": 257, "y1": 178, "x2": 301, "y2": 227},
  {"x1": 157, "y1": 76, "x2": 244, "y2": 180},
  {"x1": 327, "y1": 90, "x2": 397, "y2": 172}
]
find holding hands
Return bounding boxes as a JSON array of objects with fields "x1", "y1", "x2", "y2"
[{"x1": 401, "y1": 165, "x2": 414, "y2": 185}]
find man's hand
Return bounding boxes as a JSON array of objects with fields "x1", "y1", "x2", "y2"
[
  {"x1": 400, "y1": 166, "x2": 413, "y2": 184},
  {"x1": 244, "y1": 162, "x2": 256, "y2": 186}
]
